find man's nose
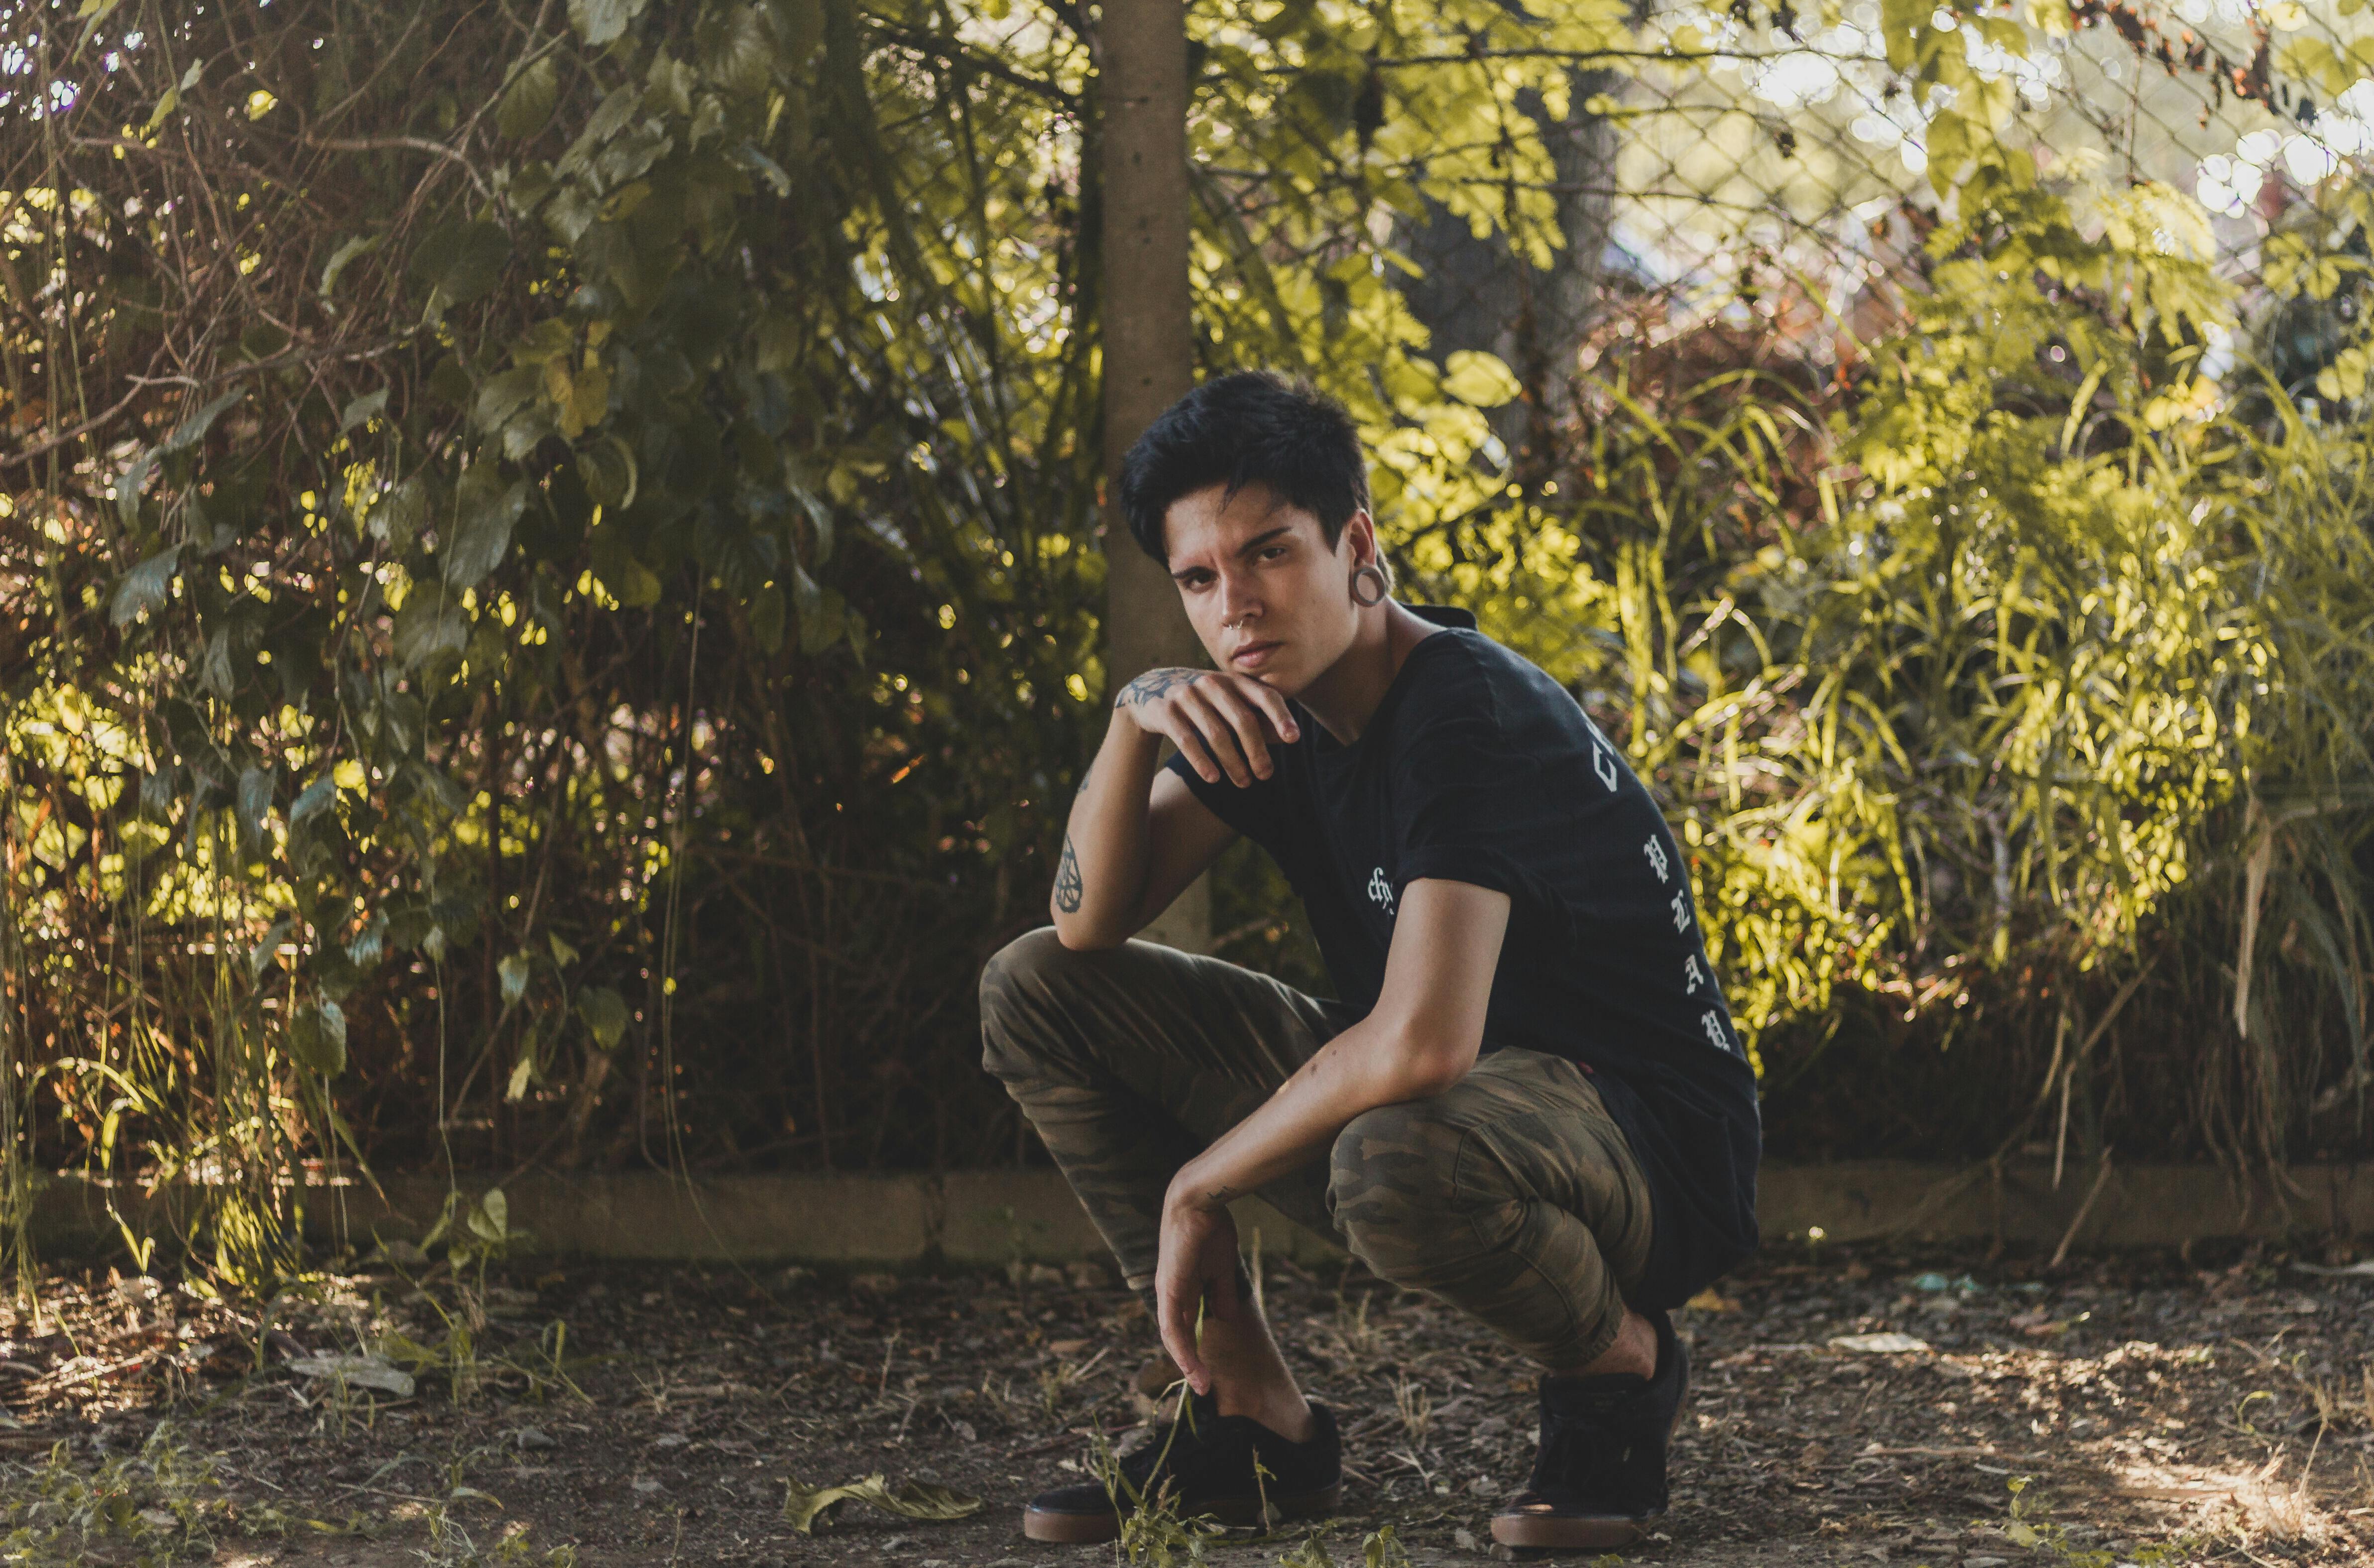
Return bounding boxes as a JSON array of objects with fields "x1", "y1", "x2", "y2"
[{"x1": 1219, "y1": 571, "x2": 1261, "y2": 624}]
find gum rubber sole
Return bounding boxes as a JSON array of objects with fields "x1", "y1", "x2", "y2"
[
  {"x1": 1487, "y1": 1507, "x2": 1658, "y2": 1551},
  {"x1": 1022, "y1": 1484, "x2": 1343, "y2": 1545}
]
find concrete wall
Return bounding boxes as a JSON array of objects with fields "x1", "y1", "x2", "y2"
[{"x1": 28, "y1": 1161, "x2": 2373, "y2": 1268}]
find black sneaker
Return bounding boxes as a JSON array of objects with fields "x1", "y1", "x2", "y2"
[
  {"x1": 1021, "y1": 1391, "x2": 1341, "y2": 1544},
  {"x1": 1491, "y1": 1309, "x2": 1689, "y2": 1551}
]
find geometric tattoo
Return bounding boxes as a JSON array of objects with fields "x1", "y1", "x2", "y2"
[{"x1": 1055, "y1": 833, "x2": 1084, "y2": 912}]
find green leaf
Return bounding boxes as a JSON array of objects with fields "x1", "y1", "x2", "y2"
[
  {"x1": 409, "y1": 220, "x2": 512, "y2": 309},
  {"x1": 577, "y1": 986, "x2": 628, "y2": 1048},
  {"x1": 779, "y1": 0, "x2": 824, "y2": 61},
  {"x1": 498, "y1": 55, "x2": 560, "y2": 139},
  {"x1": 1440, "y1": 350, "x2": 1520, "y2": 408},
  {"x1": 468, "y1": 1188, "x2": 510, "y2": 1243},
  {"x1": 782, "y1": 1474, "x2": 982, "y2": 1535},
  {"x1": 289, "y1": 999, "x2": 349, "y2": 1077},
  {"x1": 547, "y1": 931, "x2": 580, "y2": 967},
  {"x1": 606, "y1": 557, "x2": 663, "y2": 608},
  {"x1": 579, "y1": 436, "x2": 638, "y2": 511},
  {"x1": 248, "y1": 915, "x2": 293, "y2": 980},
  {"x1": 319, "y1": 234, "x2": 381, "y2": 298},
  {"x1": 506, "y1": 1051, "x2": 537, "y2": 1101},
  {"x1": 139, "y1": 82, "x2": 179, "y2": 138},
  {"x1": 239, "y1": 321, "x2": 292, "y2": 362},
  {"x1": 498, "y1": 952, "x2": 532, "y2": 1006},
  {"x1": 570, "y1": 0, "x2": 648, "y2": 46},
  {"x1": 164, "y1": 387, "x2": 247, "y2": 454},
  {"x1": 474, "y1": 365, "x2": 543, "y2": 432},
  {"x1": 792, "y1": 566, "x2": 845, "y2": 654},
  {"x1": 340, "y1": 388, "x2": 389, "y2": 432},
  {"x1": 754, "y1": 314, "x2": 801, "y2": 374},
  {"x1": 289, "y1": 773, "x2": 338, "y2": 827},
  {"x1": 110, "y1": 546, "x2": 182, "y2": 627},
  {"x1": 373, "y1": 474, "x2": 431, "y2": 552},
  {"x1": 393, "y1": 592, "x2": 468, "y2": 668},
  {"x1": 236, "y1": 765, "x2": 274, "y2": 848},
  {"x1": 444, "y1": 469, "x2": 530, "y2": 587},
  {"x1": 748, "y1": 582, "x2": 785, "y2": 654}
]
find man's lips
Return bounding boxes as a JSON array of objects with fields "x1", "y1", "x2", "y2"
[{"x1": 1230, "y1": 640, "x2": 1283, "y2": 668}]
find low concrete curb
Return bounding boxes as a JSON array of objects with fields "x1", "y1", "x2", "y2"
[{"x1": 30, "y1": 1161, "x2": 2372, "y2": 1268}]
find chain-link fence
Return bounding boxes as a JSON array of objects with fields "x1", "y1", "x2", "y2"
[{"x1": 1401, "y1": 0, "x2": 2366, "y2": 391}]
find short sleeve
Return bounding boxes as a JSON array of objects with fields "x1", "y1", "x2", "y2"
[
  {"x1": 1164, "y1": 750, "x2": 1292, "y2": 848},
  {"x1": 1391, "y1": 712, "x2": 1570, "y2": 931}
]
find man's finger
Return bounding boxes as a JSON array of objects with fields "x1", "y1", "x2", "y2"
[
  {"x1": 1168, "y1": 715, "x2": 1229, "y2": 786},
  {"x1": 1158, "y1": 1285, "x2": 1209, "y2": 1395},
  {"x1": 1198, "y1": 684, "x2": 1275, "y2": 779},
  {"x1": 1178, "y1": 691, "x2": 1256, "y2": 788},
  {"x1": 1245, "y1": 680, "x2": 1301, "y2": 744}
]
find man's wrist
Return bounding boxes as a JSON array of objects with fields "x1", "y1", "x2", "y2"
[
  {"x1": 1169, "y1": 1163, "x2": 1239, "y2": 1214},
  {"x1": 1108, "y1": 699, "x2": 1164, "y2": 748}
]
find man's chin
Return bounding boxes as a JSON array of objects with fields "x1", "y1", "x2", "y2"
[{"x1": 1241, "y1": 666, "x2": 1306, "y2": 698}]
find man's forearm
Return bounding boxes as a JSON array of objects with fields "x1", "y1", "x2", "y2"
[
  {"x1": 1170, "y1": 1015, "x2": 1464, "y2": 1208},
  {"x1": 1049, "y1": 712, "x2": 1164, "y2": 945}
]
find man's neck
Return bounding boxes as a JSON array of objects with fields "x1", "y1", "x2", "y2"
[{"x1": 1298, "y1": 602, "x2": 1442, "y2": 746}]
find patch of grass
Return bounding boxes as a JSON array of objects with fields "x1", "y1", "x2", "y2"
[
  {"x1": 2001, "y1": 1476, "x2": 2201, "y2": 1568},
  {"x1": 0, "y1": 1422, "x2": 362, "y2": 1566},
  {"x1": 415, "y1": 1502, "x2": 577, "y2": 1568},
  {"x1": 1390, "y1": 1373, "x2": 1432, "y2": 1442},
  {"x1": 1039, "y1": 1343, "x2": 1110, "y2": 1422},
  {"x1": 1086, "y1": 1406, "x2": 1226, "y2": 1568},
  {"x1": 1276, "y1": 1523, "x2": 1410, "y2": 1568}
]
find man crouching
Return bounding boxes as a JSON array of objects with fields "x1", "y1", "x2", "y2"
[{"x1": 980, "y1": 370, "x2": 1761, "y2": 1550}]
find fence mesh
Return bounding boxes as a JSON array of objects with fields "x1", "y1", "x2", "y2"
[{"x1": 1400, "y1": 0, "x2": 2368, "y2": 386}]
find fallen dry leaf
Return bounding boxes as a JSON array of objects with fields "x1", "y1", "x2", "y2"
[{"x1": 781, "y1": 1472, "x2": 984, "y2": 1534}]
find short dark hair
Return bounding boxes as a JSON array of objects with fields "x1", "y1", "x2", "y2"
[{"x1": 1117, "y1": 371, "x2": 1370, "y2": 562}]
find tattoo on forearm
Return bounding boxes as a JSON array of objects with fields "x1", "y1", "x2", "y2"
[
  {"x1": 1117, "y1": 667, "x2": 1203, "y2": 709},
  {"x1": 1055, "y1": 834, "x2": 1083, "y2": 912}
]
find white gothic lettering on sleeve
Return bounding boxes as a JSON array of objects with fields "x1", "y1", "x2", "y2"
[
  {"x1": 1592, "y1": 741, "x2": 1618, "y2": 793},
  {"x1": 1367, "y1": 866, "x2": 1396, "y2": 918},
  {"x1": 1669, "y1": 890, "x2": 1692, "y2": 934},
  {"x1": 1683, "y1": 954, "x2": 1705, "y2": 994},
  {"x1": 1643, "y1": 837, "x2": 1669, "y2": 883},
  {"x1": 1701, "y1": 1009, "x2": 1732, "y2": 1054}
]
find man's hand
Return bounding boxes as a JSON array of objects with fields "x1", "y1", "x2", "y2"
[
  {"x1": 1154, "y1": 1179, "x2": 1243, "y2": 1397},
  {"x1": 1116, "y1": 667, "x2": 1301, "y2": 789}
]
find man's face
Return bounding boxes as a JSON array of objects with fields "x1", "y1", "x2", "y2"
[{"x1": 1162, "y1": 482, "x2": 1364, "y2": 698}]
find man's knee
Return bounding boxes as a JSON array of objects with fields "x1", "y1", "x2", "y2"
[
  {"x1": 1327, "y1": 1100, "x2": 1466, "y2": 1285},
  {"x1": 979, "y1": 926, "x2": 1084, "y2": 1078}
]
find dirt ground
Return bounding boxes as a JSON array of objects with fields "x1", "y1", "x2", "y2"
[{"x1": 0, "y1": 1237, "x2": 2368, "y2": 1567}]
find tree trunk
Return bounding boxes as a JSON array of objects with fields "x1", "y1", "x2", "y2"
[
  {"x1": 1098, "y1": 0, "x2": 1207, "y2": 950},
  {"x1": 1397, "y1": 74, "x2": 1628, "y2": 476}
]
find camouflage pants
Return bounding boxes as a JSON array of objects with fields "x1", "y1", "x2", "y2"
[{"x1": 978, "y1": 928, "x2": 1656, "y2": 1369}]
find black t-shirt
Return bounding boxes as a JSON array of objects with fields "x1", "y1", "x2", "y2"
[{"x1": 1168, "y1": 605, "x2": 1761, "y2": 1309}]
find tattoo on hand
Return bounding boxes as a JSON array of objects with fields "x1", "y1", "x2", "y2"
[
  {"x1": 1117, "y1": 667, "x2": 1203, "y2": 710},
  {"x1": 1055, "y1": 834, "x2": 1083, "y2": 913}
]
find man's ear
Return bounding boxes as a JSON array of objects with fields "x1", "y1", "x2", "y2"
[{"x1": 1342, "y1": 508, "x2": 1378, "y2": 566}]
